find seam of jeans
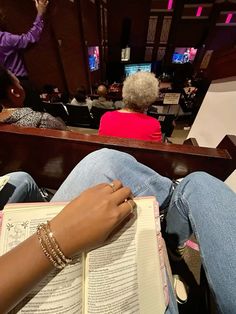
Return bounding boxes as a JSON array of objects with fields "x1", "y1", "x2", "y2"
[
  {"x1": 179, "y1": 194, "x2": 222, "y2": 314},
  {"x1": 132, "y1": 174, "x2": 172, "y2": 199}
]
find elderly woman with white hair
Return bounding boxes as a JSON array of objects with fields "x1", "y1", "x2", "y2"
[{"x1": 98, "y1": 71, "x2": 162, "y2": 142}]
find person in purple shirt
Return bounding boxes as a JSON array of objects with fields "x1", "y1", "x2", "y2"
[{"x1": 0, "y1": 0, "x2": 49, "y2": 110}]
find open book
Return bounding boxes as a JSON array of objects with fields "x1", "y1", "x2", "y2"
[
  {"x1": 0, "y1": 197, "x2": 167, "y2": 314},
  {"x1": 0, "y1": 175, "x2": 10, "y2": 192}
]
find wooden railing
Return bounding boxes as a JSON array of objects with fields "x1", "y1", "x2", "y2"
[{"x1": 0, "y1": 124, "x2": 235, "y2": 189}]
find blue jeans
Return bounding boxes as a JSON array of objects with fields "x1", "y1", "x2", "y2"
[
  {"x1": 0, "y1": 172, "x2": 44, "y2": 209},
  {"x1": 166, "y1": 172, "x2": 236, "y2": 314},
  {"x1": 52, "y1": 148, "x2": 236, "y2": 314}
]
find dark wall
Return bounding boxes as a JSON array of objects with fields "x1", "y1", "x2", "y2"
[
  {"x1": 1, "y1": 0, "x2": 236, "y2": 90},
  {"x1": 208, "y1": 47, "x2": 236, "y2": 80},
  {"x1": 50, "y1": 0, "x2": 89, "y2": 94},
  {"x1": 106, "y1": 0, "x2": 151, "y2": 82},
  {"x1": 207, "y1": 27, "x2": 236, "y2": 51},
  {"x1": 1, "y1": 0, "x2": 66, "y2": 91},
  {"x1": 108, "y1": 0, "x2": 151, "y2": 62},
  {"x1": 0, "y1": 0, "x2": 103, "y2": 94},
  {"x1": 80, "y1": 0, "x2": 102, "y2": 89}
]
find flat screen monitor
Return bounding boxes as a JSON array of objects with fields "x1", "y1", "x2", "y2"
[
  {"x1": 172, "y1": 47, "x2": 197, "y2": 64},
  {"x1": 124, "y1": 63, "x2": 152, "y2": 77},
  {"x1": 88, "y1": 46, "x2": 100, "y2": 71}
]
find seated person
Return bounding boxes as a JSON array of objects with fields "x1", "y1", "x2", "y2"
[
  {"x1": 91, "y1": 84, "x2": 114, "y2": 109},
  {"x1": 40, "y1": 84, "x2": 61, "y2": 103},
  {"x1": 99, "y1": 72, "x2": 162, "y2": 142},
  {"x1": 70, "y1": 86, "x2": 92, "y2": 110},
  {"x1": 0, "y1": 148, "x2": 235, "y2": 313},
  {"x1": 0, "y1": 172, "x2": 44, "y2": 209},
  {"x1": 114, "y1": 100, "x2": 125, "y2": 109},
  {"x1": 0, "y1": 65, "x2": 67, "y2": 130}
]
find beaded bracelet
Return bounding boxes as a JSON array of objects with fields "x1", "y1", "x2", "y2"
[
  {"x1": 37, "y1": 224, "x2": 66, "y2": 269},
  {"x1": 37, "y1": 222, "x2": 72, "y2": 269},
  {"x1": 37, "y1": 225, "x2": 61, "y2": 269},
  {"x1": 46, "y1": 221, "x2": 72, "y2": 264}
]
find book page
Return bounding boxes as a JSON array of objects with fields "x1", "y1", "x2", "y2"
[
  {"x1": 84, "y1": 197, "x2": 166, "y2": 314},
  {"x1": 0, "y1": 175, "x2": 10, "y2": 192},
  {"x1": 0, "y1": 203, "x2": 83, "y2": 314}
]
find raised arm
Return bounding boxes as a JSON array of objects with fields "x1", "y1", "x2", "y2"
[
  {"x1": 0, "y1": 181, "x2": 135, "y2": 313},
  {"x1": 3, "y1": 0, "x2": 49, "y2": 49}
]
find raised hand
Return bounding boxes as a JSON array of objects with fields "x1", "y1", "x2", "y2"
[{"x1": 35, "y1": 0, "x2": 49, "y2": 16}]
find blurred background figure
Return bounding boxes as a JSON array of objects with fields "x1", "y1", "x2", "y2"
[
  {"x1": 91, "y1": 84, "x2": 114, "y2": 109},
  {"x1": 0, "y1": 65, "x2": 67, "y2": 130},
  {"x1": 71, "y1": 86, "x2": 92, "y2": 110},
  {"x1": 0, "y1": 0, "x2": 49, "y2": 111}
]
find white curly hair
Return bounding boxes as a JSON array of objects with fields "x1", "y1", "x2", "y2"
[{"x1": 122, "y1": 71, "x2": 159, "y2": 112}]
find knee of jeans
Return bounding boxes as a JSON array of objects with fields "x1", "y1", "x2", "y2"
[
  {"x1": 16, "y1": 172, "x2": 35, "y2": 187},
  {"x1": 184, "y1": 171, "x2": 216, "y2": 191},
  {"x1": 83, "y1": 148, "x2": 135, "y2": 171}
]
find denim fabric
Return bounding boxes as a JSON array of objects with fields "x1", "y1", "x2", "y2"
[
  {"x1": 53, "y1": 149, "x2": 178, "y2": 313},
  {"x1": 166, "y1": 172, "x2": 236, "y2": 314},
  {"x1": 53, "y1": 149, "x2": 236, "y2": 313},
  {"x1": 0, "y1": 171, "x2": 44, "y2": 209},
  {"x1": 52, "y1": 148, "x2": 173, "y2": 209}
]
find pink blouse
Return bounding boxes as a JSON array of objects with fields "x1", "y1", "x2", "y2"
[{"x1": 99, "y1": 110, "x2": 162, "y2": 142}]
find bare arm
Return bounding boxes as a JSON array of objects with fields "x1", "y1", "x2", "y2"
[{"x1": 0, "y1": 181, "x2": 135, "y2": 313}]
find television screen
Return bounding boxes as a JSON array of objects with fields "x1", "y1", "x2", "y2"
[
  {"x1": 124, "y1": 63, "x2": 152, "y2": 77},
  {"x1": 172, "y1": 47, "x2": 197, "y2": 64},
  {"x1": 88, "y1": 46, "x2": 100, "y2": 71}
]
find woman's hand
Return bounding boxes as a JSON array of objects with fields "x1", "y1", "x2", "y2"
[
  {"x1": 50, "y1": 180, "x2": 136, "y2": 257},
  {"x1": 0, "y1": 180, "x2": 135, "y2": 312},
  {"x1": 35, "y1": 0, "x2": 49, "y2": 16}
]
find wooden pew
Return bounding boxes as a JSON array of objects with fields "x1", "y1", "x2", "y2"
[{"x1": 0, "y1": 124, "x2": 235, "y2": 189}]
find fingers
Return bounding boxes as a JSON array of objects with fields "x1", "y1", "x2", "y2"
[
  {"x1": 35, "y1": 0, "x2": 49, "y2": 7},
  {"x1": 111, "y1": 186, "x2": 132, "y2": 205},
  {"x1": 107, "y1": 199, "x2": 137, "y2": 241},
  {"x1": 100, "y1": 180, "x2": 133, "y2": 206},
  {"x1": 105, "y1": 180, "x2": 122, "y2": 193},
  {"x1": 39, "y1": 0, "x2": 49, "y2": 4},
  {"x1": 121, "y1": 199, "x2": 136, "y2": 216}
]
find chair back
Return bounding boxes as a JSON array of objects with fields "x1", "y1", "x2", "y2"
[
  {"x1": 42, "y1": 102, "x2": 69, "y2": 123},
  {"x1": 65, "y1": 104, "x2": 93, "y2": 127},
  {"x1": 147, "y1": 111, "x2": 175, "y2": 137},
  {"x1": 90, "y1": 107, "x2": 115, "y2": 129}
]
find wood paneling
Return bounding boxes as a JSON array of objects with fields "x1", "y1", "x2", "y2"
[
  {"x1": 2, "y1": 0, "x2": 236, "y2": 89},
  {"x1": 50, "y1": 0, "x2": 89, "y2": 94},
  {"x1": 0, "y1": 125, "x2": 235, "y2": 189},
  {"x1": 0, "y1": 0, "x2": 102, "y2": 93},
  {"x1": 207, "y1": 47, "x2": 236, "y2": 80},
  {"x1": 108, "y1": 0, "x2": 151, "y2": 62}
]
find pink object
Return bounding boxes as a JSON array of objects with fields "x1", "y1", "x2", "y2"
[
  {"x1": 99, "y1": 111, "x2": 162, "y2": 142},
  {"x1": 167, "y1": 0, "x2": 173, "y2": 10},
  {"x1": 196, "y1": 6, "x2": 203, "y2": 17},
  {"x1": 186, "y1": 240, "x2": 199, "y2": 251},
  {"x1": 225, "y1": 13, "x2": 233, "y2": 24}
]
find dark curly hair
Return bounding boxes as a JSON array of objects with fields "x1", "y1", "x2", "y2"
[{"x1": 74, "y1": 86, "x2": 86, "y2": 103}]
